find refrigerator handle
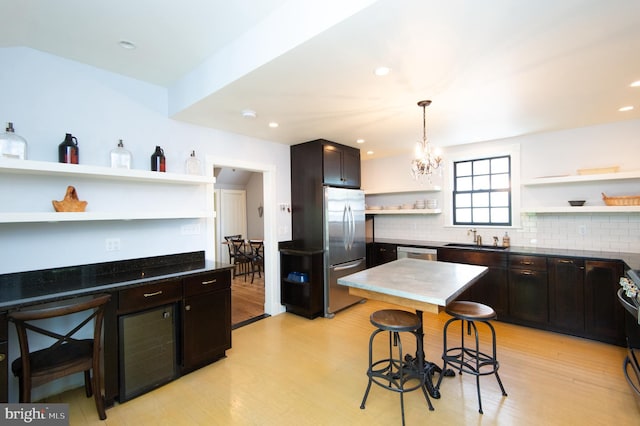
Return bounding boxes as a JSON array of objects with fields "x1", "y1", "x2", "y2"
[
  {"x1": 333, "y1": 258, "x2": 365, "y2": 271},
  {"x1": 342, "y1": 204, "x2": 349, "y2": 250},
  {"x1": 349, "y1": 204, "x2": 355, "y2": 249}
]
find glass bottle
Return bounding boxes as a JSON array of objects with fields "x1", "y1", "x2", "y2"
[
  {"x1": 185, "y1": 150, "x2": 201, "y2": 175},
  {"x1": 151, "y1": 145, "x2": 166, "y2": 172},
  {"x1": 110, "y1": 139, "x2": 132, "y2": 169},
  {"x1": 1, "y1": 122, "x2": 28, "y2": 160},
  {"x1": 58, "y1": 133, "x2": 79, "y2": 164},
  {"x1": 502, "y1": 232, "x2": 511, "y2": 248}
]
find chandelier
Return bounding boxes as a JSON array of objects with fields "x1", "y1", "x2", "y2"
[{"x1": 410, "y1": 100, "x2": 442, "y2": 181}]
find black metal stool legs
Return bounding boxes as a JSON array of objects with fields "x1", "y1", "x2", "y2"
[
  {"x1": 361, "y1": 312, "x2": 434, "y2": 425},
  {"x1": 435, "y1": 316, "x2": 507, "y2": 414}
]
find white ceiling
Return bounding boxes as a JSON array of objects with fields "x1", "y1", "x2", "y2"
[{"x1": 2, "y1": 0, "x2": 640, "y2": 159}]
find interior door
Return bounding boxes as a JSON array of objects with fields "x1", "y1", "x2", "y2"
[{"x1": 219, "y1": 189, "x2": 247, "y2": 263}]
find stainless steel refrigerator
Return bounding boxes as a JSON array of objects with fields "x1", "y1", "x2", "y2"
[{"x1": 323, "y1": 186, "x2": 366, "y2": 318}]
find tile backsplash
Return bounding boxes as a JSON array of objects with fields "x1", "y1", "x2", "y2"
[{"x1": 372, "y1": 213, "x2": 640, "y2": 253}]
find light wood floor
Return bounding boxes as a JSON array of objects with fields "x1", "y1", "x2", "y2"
[
  {"x1": 48, "y1": 298, "x2": 639, "y2": 425},
  {"x1": 231, "y1": 273, "x2": 265, "y2": 326}
]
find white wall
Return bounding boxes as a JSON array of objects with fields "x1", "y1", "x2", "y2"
[
  {"x1": 363, "y1": 119, "x2": 640, "y2": 253},
  {"x1": 0, "y1": 47, "x2": 291, "y2": 272},
  {"x1": 0, "y1": 47, "x2": 292, "y2": 402}
]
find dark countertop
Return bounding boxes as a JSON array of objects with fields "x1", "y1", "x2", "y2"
[
  {"x1": 374, "y1": 238, "x2": 640, "y2": 270},
  {"x1": 0, "y1": 251, "x2": 233, "y2": 310}
]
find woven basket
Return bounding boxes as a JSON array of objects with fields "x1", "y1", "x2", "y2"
[{"x1": 602, "y1": 193, "x2": 640, "y2": 206}]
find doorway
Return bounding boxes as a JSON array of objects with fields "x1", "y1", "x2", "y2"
[{"x1": 205, "y1": 156, "x2": 279, "y2": 325}]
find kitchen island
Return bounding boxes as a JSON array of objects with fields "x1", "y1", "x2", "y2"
[{"x1": 338, "y1": 258, "x2": 488, "y2": 398}]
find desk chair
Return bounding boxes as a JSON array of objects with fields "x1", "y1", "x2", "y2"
[{"x1": 8, "y1": 294, "x2": 112, "y2": 420}]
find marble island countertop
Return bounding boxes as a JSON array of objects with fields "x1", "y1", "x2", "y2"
[{"x1": 337, "y1": 258, "x2": 488, "y2": 313}]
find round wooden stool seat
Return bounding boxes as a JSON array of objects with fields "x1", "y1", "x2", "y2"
[
  {"x1": 370, "y1": 309, "x2": 421, "y2": 332},
  {"x1": 445, "y1": 301, "x2": 496, "y2": 321}
]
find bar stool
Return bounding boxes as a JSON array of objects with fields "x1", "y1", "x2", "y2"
[
  {"x1": 360, "y1": 309, "x2": 434, "y2": 425},
  {"x1": 435, "y1": 301, "x2": 507, "y2": 414}
]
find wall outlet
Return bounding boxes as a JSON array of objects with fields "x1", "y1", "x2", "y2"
[
  {"x1": 105, "y1": 238, "x2": 121, "y2": 251},
  {"x1": 181, "y1": 224, "x2": 201, "y2": 235},
  {"x1": 578, "y1": 225, "x2": 587, "y2": 236}
]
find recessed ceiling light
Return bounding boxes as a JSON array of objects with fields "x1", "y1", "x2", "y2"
[
  {"x1": 268, "y1": 122, "x2": 279, "y2": 128},
  {"x1": 241, "y1": 109, "x2": 257, "y2": 119},
  {"x1": 356, "y1": 139, "x2": 365, "y2": 144},
  {"x1": 374, "y1": 67, "x2": 391, "y2": 76},
  {"x1": 367, "y1": 150, "x2": 374, "y2": 155},
  {"x1": 118, "y1": 40, "x2": 136, "y2": 50},
  {"x1": 618, "y1": 106, "x2": 634, "y2": 112},
  {"x1": 630, "y1": 80, "x2": 640, "y2": 87}
]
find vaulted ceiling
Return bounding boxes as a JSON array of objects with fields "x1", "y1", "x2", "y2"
[{"x1": 2, "y1": 0, "x2": 639, "y2": 159}]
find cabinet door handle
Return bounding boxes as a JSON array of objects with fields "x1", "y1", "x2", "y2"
[
  {"x1": 520, "y1": 261, "x2": 533, "y2": 265},
  {"x1": 0, "y1": 353, "x2": 5, "y2": 362},
  {"x1": 558, "y1": 259, "x2": 574, "y2": 264},
  {"x1": 143, "y1": 290, "x2": 163, "y2": 298},
  {"x1": 521, "y1": 270, "x2": 534, "y2": 275},
  {"x1": 185, "y1": 305, "x2": 191, "y2": 311},
  {"x1": 201, "y1": 279, "x2": 217, "y2": 285}
]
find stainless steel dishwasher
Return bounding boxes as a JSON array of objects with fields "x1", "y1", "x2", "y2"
[{"x1": 396, "y1": 246, "x2": 437, "y2": 261}]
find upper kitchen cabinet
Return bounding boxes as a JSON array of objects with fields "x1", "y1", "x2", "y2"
[{"x1": 291, "y1": 139, "x2": 360, "y2": 189}]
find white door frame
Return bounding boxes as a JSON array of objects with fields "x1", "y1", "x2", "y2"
[{"x1": 204, "y1": 155, "x2": 282, "y2": 316}]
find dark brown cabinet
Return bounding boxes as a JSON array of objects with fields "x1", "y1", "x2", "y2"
[
  {"x1": 370, "y1": 243, "x2": 397, "y2": 266},
  {"x1": 279, "y1": 243, "x2": 324, "y2": 319},
  {"x1": 509, "y1": 255, "x2": 548, "y2": 325},
  {"x1": 0, "y1": 313, "x2": 6, "y2": 403},
  {"x1": 548, "y1": 257, "x2": 585, "y2": 334},
  {"x1": 105, "y1": 268, "x2": 232, "y2": 404},
  {"x1": 182, "y1": 270, "x2": 231, "y2": 372},
  {"x1": 322, "y1": 142, "x2": 361, "y2": 188},
  {"x1": 437, "y1": 248, "x2": 509, "y2": 318},
  {"x1": 584, "y1": 260, "x2": 625, "y2": 345}
]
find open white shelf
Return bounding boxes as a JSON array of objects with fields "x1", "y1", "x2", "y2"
[
  {"x1": 521, "y1": 206, "x2": 640, "y2": 214},
  {"x1": 522, "y1": 170, "x2": 640, "y2": 186},
  {"x1": 0, "y1": 211, "x2": 212, "y2": 223},
  {"x1": 0, "y1": 158, "x2": 215, "y2": 185},
  {"x1": 1, "y1": 159, "x2": 215, "y2": 224},
  {"x1": 364, "y1": 186, "x2": 441, "y2": 195},
  {"x1": 365, "y1": 208, "x2": 442, "y2": 215}
]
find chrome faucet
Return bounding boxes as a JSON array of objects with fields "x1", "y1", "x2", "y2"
[{"x1": 468, "y1": 228, "x2": 477, "y2": 243}]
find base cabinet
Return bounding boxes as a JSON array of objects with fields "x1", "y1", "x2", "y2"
[
  {"x1": 437, "y1": 248, "x2": 508, "y2": 319},
  {"x1": 105, "y1": 268, "x2": 232, "y2": 405},
  {"x1": 0, "y1": 313, "x2": 6, "y2": 403},
  {"x1": 182, "y1": 271, "x2": 232, "y2": 373},
  {"x1": 584, "y1": 260, "x2": 625, "y2": 345},
  {"x1": 279, "y1": 244, "x2": 324, "y2": 319},
  {"x1": 548, "y1": 257, "x2": 585, "y2": 333},
  {"x1": 509, "y1": 255, "x2": 548, "y2": 325},
  {"x1": 370, "y1": 243, "x2": 397, "y2": 266}
]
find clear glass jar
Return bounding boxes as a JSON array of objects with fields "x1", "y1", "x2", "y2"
[
  {"x1": 1, "y1": 122, "x2": 27, "y2": 159},
  {"x1": 110, "y1": 139, "x2": 132, "y2": 169},
  {"x1": 185, "y1": 150, "x2": 201, "y2": 175}
]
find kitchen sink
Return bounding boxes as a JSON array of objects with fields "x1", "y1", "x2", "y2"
[{"x1": 444, "y1": 243, "x2": 508, "y2": 250}]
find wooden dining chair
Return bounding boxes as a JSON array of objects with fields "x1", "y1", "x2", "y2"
[
  {"x1": 224, "y1": 235, "x2": 242, "y2": 276},
  {"x1": 8, "y1": 294, "x2": 112, "y2": 420},
  {"x1": 230, "y1": 238, "x2": 251, "y2": 280},
  {"x1": 247, "y1": 240, "x2": 264, "y2": 284}
]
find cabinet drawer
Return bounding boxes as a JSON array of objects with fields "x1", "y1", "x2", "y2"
[
  {"x1": 510, "y1": 255, "x2": 547, "y2": 271},
  {"x1": 119, "y1": 280, "x2": 182, "y2": 314},
  {"x1": 184, "y1": 270, "x2": 231, "y2": 297}
]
